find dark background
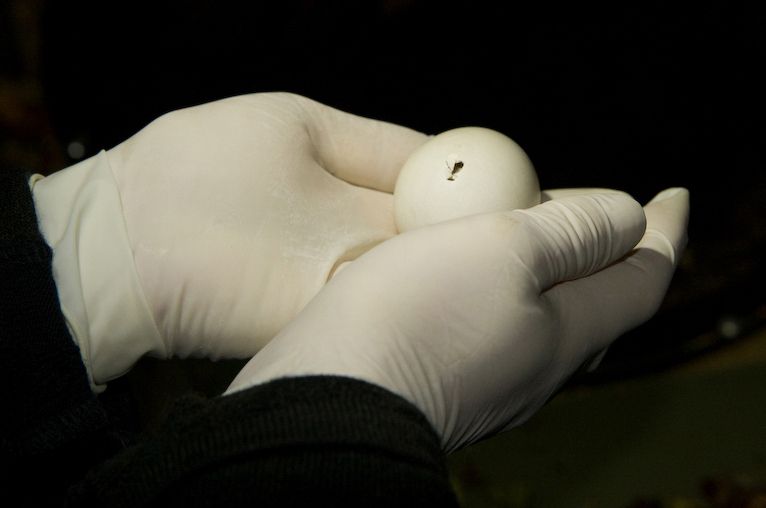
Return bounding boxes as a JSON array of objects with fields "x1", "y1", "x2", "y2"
[
  {"x1": 3, "y1": 1, "x2": 766, "y2": 505},
  {"x1": 3, "y1": 0, "x2": 766, "y2": 404}
]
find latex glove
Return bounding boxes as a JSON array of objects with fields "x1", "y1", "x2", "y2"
[
  {"x1": 30, "y1": 92, "x2": 428, "y2": 389},
  {"x1": 226, "y1": 188, "x2": 689, "y2": 453}
]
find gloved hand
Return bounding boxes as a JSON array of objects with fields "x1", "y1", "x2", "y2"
[
  {"x1": 226, "y1": 188, "x2": 689, "y2": 453},
  {"x1": 30, "y1": 92, "x2": 428, "y2": 389}
]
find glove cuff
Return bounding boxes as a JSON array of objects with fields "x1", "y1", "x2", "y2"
[{"x1": 31, "y1": 151, "x2": 165, "y2": 389}]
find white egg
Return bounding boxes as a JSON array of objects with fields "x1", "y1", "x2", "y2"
[{"x1": 393, "y1": 127, "x2": 540, "y2": 233}]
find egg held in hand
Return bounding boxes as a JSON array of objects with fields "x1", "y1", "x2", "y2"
[{"x1": 393, "y1": 127, "x2": 541, "y2": 233}]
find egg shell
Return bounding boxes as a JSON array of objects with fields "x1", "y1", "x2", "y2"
[{"x1": 393, "y1": 127, "x2": 540, "y2": 233}]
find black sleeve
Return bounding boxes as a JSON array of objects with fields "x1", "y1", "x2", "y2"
[
  {"x1": 0, "y1": 169, "x2": 128, "y2": 504},
  {"x1": 67, "y1": 376, "x2": 459, "y2": 507}
]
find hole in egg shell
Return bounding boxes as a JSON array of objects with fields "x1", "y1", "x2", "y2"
[
  {"x1": 447, "y1": 160, "x2": 464, "y2": 181},
  {"x1": 445, "y1": 152, "x2": 464, "y2": 181}
]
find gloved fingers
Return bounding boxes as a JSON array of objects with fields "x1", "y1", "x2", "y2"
[
  {"x1": 542, "y1": 187, "x2": 689, "y2": 263},
  {"x1": 541, "y1": 187, "x2": 627, "y2": 202},
  {"x1": 509, "y1": 191, "x2": 646, "y2": 292},
  {"x1": 297, "y1": 96, "x2": 429, "y2": 193},
  {"x1": 545, "y1": 187, "x2": 690, "y2": 358}
]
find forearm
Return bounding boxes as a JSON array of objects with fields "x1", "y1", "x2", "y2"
[{"x1": 68, "y1": 376, "x2": 459, "y2": 506}]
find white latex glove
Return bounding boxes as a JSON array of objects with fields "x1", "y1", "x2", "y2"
[
  {"x1": 226, "y1": 188, "x2": 690, "y2": 453},
  {"x1": 30, "y1": 92, "x2": 428, "y2": 388}
]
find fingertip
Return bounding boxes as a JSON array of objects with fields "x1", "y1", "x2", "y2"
[
  {"x1": 647, "y1": 187, "x2": 690, "y2": 205},
  {"x1": 596, "y1": 190, "x2": 646, "y2": 230},
  {"x1": 641, "y1": 187, "x2": 690, "y2": 266}
]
